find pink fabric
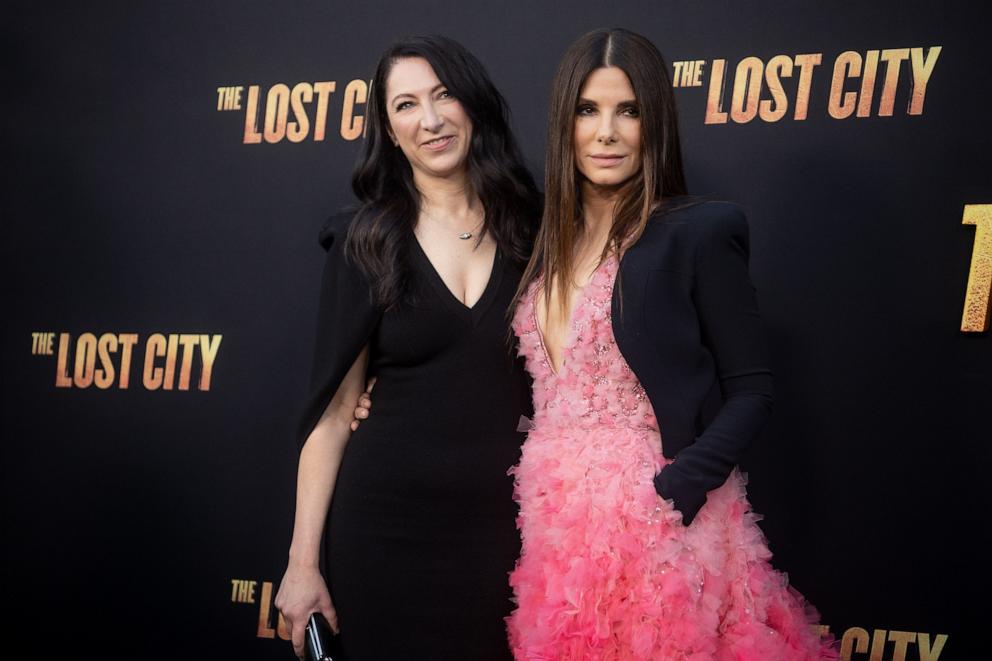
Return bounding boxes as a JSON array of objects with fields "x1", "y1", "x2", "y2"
[{"x1": 507, "y1": 254, "x2": 839, "y2": 660}]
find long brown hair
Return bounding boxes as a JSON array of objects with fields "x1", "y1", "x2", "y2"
[{"x1": 512, "y1": 28, "x2": 689, "y2": 319}]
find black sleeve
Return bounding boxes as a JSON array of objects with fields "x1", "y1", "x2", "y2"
[
  {"x1": 654, "y1": 203, "x2": 774, "y2": 525},
  {"x1": 294, "y1": 212, "x2": 381, "y2": 453}
]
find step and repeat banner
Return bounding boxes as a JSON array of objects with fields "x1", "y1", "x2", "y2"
[{"x1": 4, "y1": 2, "x2": 987, "y2": 659}]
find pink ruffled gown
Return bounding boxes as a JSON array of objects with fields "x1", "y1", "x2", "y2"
[{"x1": 506, "y1": 254, "x2": 838, "y2": 660}]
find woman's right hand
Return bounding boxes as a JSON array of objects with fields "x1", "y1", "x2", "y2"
[
  {"x1": 349, "y1": 376, "x2": 376, "y2": 431},
  {"x1": 274, "y1": 562, "x2": 339, "y2": 658}
]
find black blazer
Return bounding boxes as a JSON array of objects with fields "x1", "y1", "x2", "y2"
[
  {"x1": 296, "y1": 199, "x2": 773, "y2": 527},
  {"x1": 613, "y1": 198, "x2": 774, "y2": 525}
]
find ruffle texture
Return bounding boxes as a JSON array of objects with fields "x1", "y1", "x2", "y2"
[{"x1": 507, "y1": 255, "x2": 838, "y2": 660}]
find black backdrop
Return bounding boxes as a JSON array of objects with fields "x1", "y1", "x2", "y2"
[{"x1": 3, "y1": 2, "x2": 988, "y2": 659}]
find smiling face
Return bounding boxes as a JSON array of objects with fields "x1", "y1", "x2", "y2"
[
  {"x1": 383, "y1": 56, "x2": 473, "y2": 182},
  {"x1": 573, "y1": 66, "x2": 642, "y2": 190}
]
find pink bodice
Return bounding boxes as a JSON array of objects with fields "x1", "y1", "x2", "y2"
[{"x1": 512, "y1": 254, "x2": 659, "y2": 434}]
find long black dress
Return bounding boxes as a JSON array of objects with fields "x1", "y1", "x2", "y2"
[{"x1": 295, "y1": 212, "x2": 533, "y2": 660}]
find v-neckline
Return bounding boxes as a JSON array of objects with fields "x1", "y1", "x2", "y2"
[
  {"x1": 533, "y1": 256, "x2": 614, "y2": 377},
  {"x1": 411, "y1": 235, "x2": 502, "y2": 326}
]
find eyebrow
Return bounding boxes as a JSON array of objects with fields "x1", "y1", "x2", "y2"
[
  {"x1": 389, "y1": 83, "x2": 446, "y2": 107},
  {"x1": 576, "y1": 97, "x2": 638, "y2": 106}
]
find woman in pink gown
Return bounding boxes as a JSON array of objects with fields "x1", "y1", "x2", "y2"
[{"x1": 504, "y1": 28, "x2": 839, "y2": 660}]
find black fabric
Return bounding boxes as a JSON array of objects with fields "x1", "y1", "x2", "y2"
[
  {"x1": 295, "y1": 212, "x2": 383, "y2": 454},
  {"x1": 299, "y1": 212, "x2": 533, "y2": 659},
  {"x1": 611, "y1": 199, "x2": 774, "y2": 526}
]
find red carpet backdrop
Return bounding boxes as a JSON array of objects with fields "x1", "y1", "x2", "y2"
[{"x1": 3, "y1": 1, "x2": 988, "y2": 659}]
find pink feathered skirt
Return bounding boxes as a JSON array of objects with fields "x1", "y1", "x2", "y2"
[{"x1": 505, "y1": 421, "x2": 838, "y2": 661}]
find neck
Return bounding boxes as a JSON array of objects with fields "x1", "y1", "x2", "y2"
[
  {"x1": 414, "y1": 168, "x2": 481, "y2": 227},
  {"x1": 579, "y1": 179, "x2": 621, "y2": 253}
]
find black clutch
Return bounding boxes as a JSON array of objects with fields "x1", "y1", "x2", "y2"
[{"x1": 303, "y1": 612, "x2": 339, "y2": 661}]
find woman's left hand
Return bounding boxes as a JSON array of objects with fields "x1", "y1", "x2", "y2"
[{"x1": 350, "y1": 376, "x2": 376, "y2": 431}]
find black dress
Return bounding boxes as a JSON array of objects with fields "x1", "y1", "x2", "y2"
[{"x1": 295, "y1": 212, "x2": 533, "y2": 660}]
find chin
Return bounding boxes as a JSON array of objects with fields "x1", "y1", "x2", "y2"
[
  {"x1": 424, "y1": 157, "x2": 470, "y2": 178},
  {"x1": 588, "y1": 173, "x2": 634, "y2": 187}
]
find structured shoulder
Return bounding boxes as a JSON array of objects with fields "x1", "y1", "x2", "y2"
[
  {"x1": 636, "y1": 199, "x2": 748, "y2": 246},
  {"x1": 697, "y1": 200, "x2": 747, "y2": 226},
  {"x1": 629, "y1": 200, "x2": 750, "y2": 272},
  {"x1": 659, "y1": 199, "x2": 746, "y2": 234},
  {"x1": 685, "y1": 201, "x2": 752, "y2": 268},
  {"x1": 317, "y1": 210, "x2": 359, "y2": 251},
  {"x1": 662, "y1": 200, "x2": 748, "y2": 246}
]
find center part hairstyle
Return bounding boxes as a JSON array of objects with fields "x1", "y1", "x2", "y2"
[
  {"x1": 346, "y1": 34, "x2": 541, "y2": 309},
  {"x1": 515, "y1": 27, "x2": 689, "y2": 315}
]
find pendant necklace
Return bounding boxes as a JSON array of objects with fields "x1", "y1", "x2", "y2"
[{"x1": 423, "y1": 208, "x2": 485, "y2": 241}]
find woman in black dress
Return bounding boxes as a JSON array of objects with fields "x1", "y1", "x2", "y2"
[{"x1": 274, "y1": 35, "x2": 540, "y2": 660}]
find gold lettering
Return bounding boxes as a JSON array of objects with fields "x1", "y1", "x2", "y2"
[
  {"x1": 287, "y1": 82, "x2": 313, "y2": 143},
  {"x1": 199, "y1": 334, "x2": 222, "y2": 390},
  {"x1": 74, "y1": 333, "x2": 97, "y2": 388},
  {"x1": 909, "y1": 46, "x2": 941, "y2": 115},
  {"x1": 163, "y1": 334, "x2": 179, "y2": 389},
  {"x1": 313, "y1": 81, "x2": 337, "y2": 141},
  {"x1": 918, "y1": 632, "x2": 948, "y2": 661},
  {"x1": 878, "y1": 48, "x2": 911, "y2": 116},
  {"x1": 961, "y1": 204, "x2": 992, "y2": 332},
  {"x1": 704, "y1": 59, "x2": 728, "y2": 124},
  {"x1": 760, "y1": 55, "x2": 793, "y2": 122},
  {"x1": 216, "y1": 86, "x2": 243, "y2": 111},
  {"x1": 55, "y1": 332, "x2": 73, "y2": 387},
  {"x1": 340, "y1": 79, "x2": 368, "y2": 141},
  {"x1": 257, "y1": 580, "x2": 276, "y2": 638},
  {"x1": 829, "y1": 51, "x2": 861, "y2": 119},
  {"x1": 94, "y1": 333, "x2": 118, "y2": 389},
  {"x1": 243, "y1": 85, "x2": 262, "y2": 144},
  {"x1": 841, "y1": 627, "x2": 870, "y2": 657},
  {"x1": 144, "y1": 333, "x2": 166, "y2": 389},
  {"x1": 263, "y1": 84, "x2": 291, "y2": 143},
  {"x1": 730, "y1": 57, "x2": 762, "y2": 123},
  {"x1": 869, "y1": 628, "x2": 887, "y2": 661},
  {"x1": 792, "y1": 53, "x2": 822, "y2": 120},
  {"x1": 691, "y1": 60, "x2": 705, "y2": 86},
  {"x1": 230, "y1": 578, "x2": 257, "y2": 602},
  {"x1": 33, "y1": 331, "x2": 55, "y2": 354},
  {"x1": 888, "y1": 630, "x2": 915, "y2": 661},
  {"x1": 118, "y1": 334, "x2": 139, "y2": 389},
  {"x1": 176, "y1": 334, "x2": 200, "y2": 391},
  {"x1": 857, "y1": 50, "x2": 879, "y2": 117}
]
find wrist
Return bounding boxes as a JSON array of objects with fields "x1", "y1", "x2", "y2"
[{"x1": 288, "y1": 547, "x2": 321, "y2": 569}]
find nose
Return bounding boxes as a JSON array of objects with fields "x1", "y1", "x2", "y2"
[
  {"x1": 596, "y1": 113, "x2": 618, "y2": 144},
  {"x1": 420, "y1": 101, "x2": 444, "y2": 133}
]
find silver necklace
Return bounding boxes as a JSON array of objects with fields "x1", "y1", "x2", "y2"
[{"x1": 422, "y1": 209, "x2": 485, "y2": 240}]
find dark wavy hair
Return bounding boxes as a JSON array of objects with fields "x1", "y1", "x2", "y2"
[{"x1": 346, "y1": 34, "x2": 541, "y2": 309}]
